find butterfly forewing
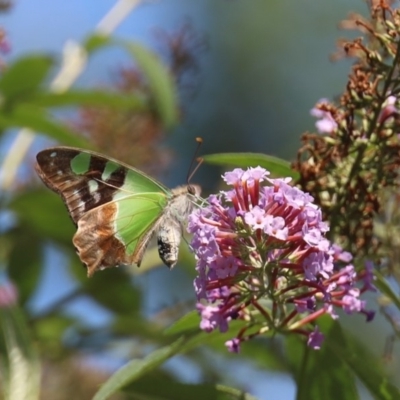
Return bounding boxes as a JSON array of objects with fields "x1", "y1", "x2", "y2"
[{"x1": 35, "y1": 147, "x2": 169, "y2": 223}]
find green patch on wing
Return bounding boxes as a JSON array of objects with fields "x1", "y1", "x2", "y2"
[
  {"x1": 115, "y1": 193, "x2": 168, "y2": 255},
  {"x1": 114, "y1": 169, "x2": 169, "y2": 198},
  {"x1": 102, "y1": 161, "x2": 121, "y2": 180},
  {"x1": 70, "y1": 152, "x2": 91, "y2": 174}
]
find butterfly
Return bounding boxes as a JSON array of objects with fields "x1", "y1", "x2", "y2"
[{"x1": 35, "y1": 147, "x2": 201, "y2": 277}]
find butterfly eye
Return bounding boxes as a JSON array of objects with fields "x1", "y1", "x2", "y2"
[{"x1": 188, "y1": 184, "x2": 201, "y2": 196}]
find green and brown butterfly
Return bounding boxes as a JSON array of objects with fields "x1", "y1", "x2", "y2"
[{"x1": 35, "y1": 147, "x2": 201, "y2": 277}]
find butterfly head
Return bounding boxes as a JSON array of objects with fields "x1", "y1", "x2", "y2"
[{"x1": 187, "y1": 184, "x2": 201, "y2": 197}]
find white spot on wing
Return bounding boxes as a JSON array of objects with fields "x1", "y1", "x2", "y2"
[
  {"x1": 93, "y1": 192, "x2": 101, "y2": 203},
  {"x1": 50, "y1": 152, "x2": 57, "y2": 158},
  {"x1": 88, "y1": 180, "x2": 99, "y2": 193}
]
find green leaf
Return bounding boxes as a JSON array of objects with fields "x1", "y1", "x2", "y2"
[
  {"x1": 327, "y1": 324, "x2": 400, "y2": 400},
  {"x1": 287, "y1": 325, "x2": 358, "y2": 400},
  {"x1": 0, "y1": 307, "x2": 41, "y2": 400},
  {"x1": 29, "y1": 89, "x2": 147, "y2": 110},
  {"x1": 83, "y1": 33, "x2": 110, "y2": 54},
  {"x1": 374, "y1": 270, "x2": 400, "y2": 310},
  {"x1": 9, "y1": 189, "x2": 75, "y2": 245},
  {"x1": 203, "y1": 153, "x2": 299, "y2": 179},
  {"x1": 286, "y1": 319, "x2": 400, "y2": 400},
  {"x1": 124, "y1": 374, "x2": 259, "y2": 400},
  {"x1": 93, "y1": 337, "x2": 186, "y2": 400},
  {"x1": 33, "y1": 315, "x2": 77, "y2": 357},
  {"x1": 0, "y1": 55, "x2": 53, "y2": 103},
  {"x1": 7, "y1": 227, "x2": 43, "y2": 305},
  {"x1": 82, "y1": 34, "x2": 178, "y2": 128},
  {"x1": 121, "y1": 41, "x2": 177, "y2": 128},
  {"x1": 72, "y1": 259, "x2": 142, "y2": 315},
  {"x1": 0, "y1": 104, "x2": 90, "y2": 147},
  {"x1": 164, "y1": 311, "x2": 200, "y2": 335}
]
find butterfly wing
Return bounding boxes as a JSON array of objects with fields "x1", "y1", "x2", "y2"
[
  {"x1": 73, "y1": 193, "x2": 167, "y2": 276},
  {"x1": 35, "y1": 147, "x2": 171, "y2": 276}
]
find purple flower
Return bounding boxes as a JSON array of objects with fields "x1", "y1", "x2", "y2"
[
  {"x1": 307, "y1": 327, "x2": 324, "y2": 349},
  {"x1": 244, "y1": 206, "x2": 268, "y2": 230},
  {"x1": 225, "y1": 338, "x2": 241, "y2": 353},
  {"x1": 379, "y1": 95, "x2": 398, "y2": 123},
  {"x1": 310, "y1": 99, "x2": 338, "y2": 134},
  {"x1": 0, "y1": 279, "x2": 18, "y2": 308},
  {"x1": 189, "y1": 167, "x2": 374, "y2": 352},
  {"x1": 342, "y1": 288, "x2": 365, "y2": 314},
  {"x1": 197, "y1": 304, "x2": 229, "y2": 333}
]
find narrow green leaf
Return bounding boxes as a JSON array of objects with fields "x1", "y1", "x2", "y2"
[
  {"x1": 93, "y1": 337, "x2": 186, "y2": 400},
  {"x1": 374, "y1": 270, "x2": 400, "y2": 310},
  {"x1": 203, "y1": 153, "x2": 299, "y2": 179},
  {"x1": 124, "y1": 374, "x2": 259, "y2": 400},
  {"x1": 7, "y1": 228, "x2": 43, "y2": 305},
  {"x1": 288, "y1": 327, "x2": 358, "y2": 400},
  {"x1": 83, "y1": 33, "x2": 110, "y2": 54},
  {"x1": 0, "y1": 55, "x2": 53, "y2": 102},
  {"x1": 82, "y1": 34, "x2": 178, "y2": 128},
  {"x1": 0, "y1": 104, "x2": 90, "y2": 146},
  {"x1": 120, "y1": 41, "x2": 178, "y2": 128},
  {"x1": 327, "y1": 324, "x2": 400, "y2": 400},
  {"x1": 287, "y1": 319, "x2": 400, "y2": 400},
  {"x1": 164, "y1": 311, "x2": 200, "y2": 335},
  {"x1": 29, "y1": 89, "x2": 147, "y2": 110},
  {"x1": 0, "y1": 307, "x2": 41, "y2": 400}
]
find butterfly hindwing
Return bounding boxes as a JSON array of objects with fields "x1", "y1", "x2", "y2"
[{"x1": 73, "y1": 193, "x2": 168, "y2": 276}]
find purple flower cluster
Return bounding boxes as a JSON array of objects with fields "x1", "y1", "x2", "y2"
[{"x1": 188, "y1": 167, "x2": 375, "y2": 352}]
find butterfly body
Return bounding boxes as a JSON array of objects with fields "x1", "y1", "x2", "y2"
[{"x1": 35, "y1": 147, "x2": 200, "y2": 276}]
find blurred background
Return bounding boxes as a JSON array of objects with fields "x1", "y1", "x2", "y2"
[{"x1": 0, "y1": 1, "x2": 395, "y2": 399}]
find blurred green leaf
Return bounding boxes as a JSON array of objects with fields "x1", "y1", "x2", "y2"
[
  {"x1": 30, "y1": 89, "x2": 147, "y2": 110},
  {"x1": 203, "y1": 153, "x2": 298, "y2": 179},
  {"x1": 124, "y1": 374, "x2": 259, "y2": 400},
  {"x1": 374, "y1": 270, "x2": 400, "y2": 310},
  {"x1": 121, "y1": 41, "x2": 178, "y2": 128},
  {"x1": 82, "y1": 34, "x2": 178, "y2": 128},
  {"x1": 0, "y1": 104, "x2": 90, "y2": 146},
  {"x1": 33, "y1": 315, "x2": 77, "y2": 358},
  {"x1": 9, "y1": 189, "x2": 75, "y2": 245},
  {"x1": 83, "y1": 33, "x2": 109, "y2": 54},
  {"x1": 164, "y1": 311, "x2": 199, "y2": 335},
  {"x1": 72, "y1": 260, "x2": 142, "y2": 315},
  {"x1": 93, "y1": 336, "x2": 186, "y2": 400},
  {"x1": 7, "y1": 227, "x2": 43, "y2": 305},
  {"x1": 112, "y1": 314, "x2": 172, "y2": 341},
  {"x1": 0, "y1": 307, "x2": 41, "y2": 400},
  {"x1": 286, "y1": 319, "x2": 399, "y2": 400},
  {"x1": 327, "y1": 323, "x2": 399, "y2": 400},
  {"x1": 286, "y1": 322, "x2": 358, "y2": 400},
  {"x1": 0, "y1": 55, "x2": 54, "y2": 104}
]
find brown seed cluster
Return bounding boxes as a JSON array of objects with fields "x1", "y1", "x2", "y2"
[{"x1": 293, "y1": 0, "x2": 400, "y2": 258}]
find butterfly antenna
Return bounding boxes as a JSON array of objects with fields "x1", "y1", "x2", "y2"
[{"x1": 187, "y1": 137, "x2": 203, "y2": 183}]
